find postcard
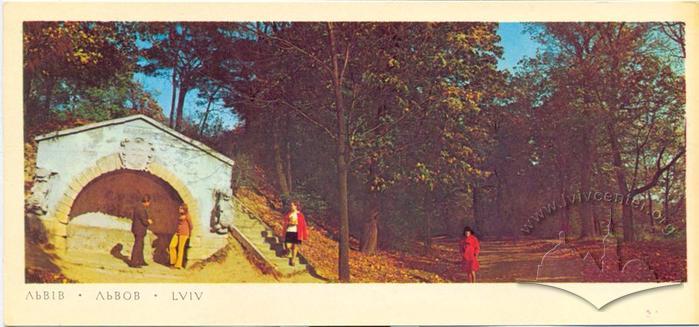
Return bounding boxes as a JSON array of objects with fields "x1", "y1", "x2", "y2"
[{"x1": 4, "y1": 1, "x2": 698, "y2": 325}]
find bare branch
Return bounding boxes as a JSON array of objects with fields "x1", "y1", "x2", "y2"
[
  {"x1": 659, "y1": 22, "x2": 686, "y2": 58},
  {"x1": 340, "y1": 45, "x2": 350, "y2": 85},
  {"x1": 631, "y1": 147, "x2": 685, "y2": 197},
  {"x1": 280, "y1": 99, "x2": 337, "y2": 141},
  {"x1": 240, "y1": 24, "x2": 332, "y2": 75}
]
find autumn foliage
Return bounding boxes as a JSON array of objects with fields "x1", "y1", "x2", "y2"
[{"x1": 23, "y1": 22, "x2": 687, "y2": 282}]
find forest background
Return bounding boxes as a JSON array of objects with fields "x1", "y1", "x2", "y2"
[{"x1": 23, "y1": 22, "x2": 686, "y2": 282}]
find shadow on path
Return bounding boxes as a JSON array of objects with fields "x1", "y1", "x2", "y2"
[{"x1": 110, "y1": 243, "x2": 131, "y2": 266}]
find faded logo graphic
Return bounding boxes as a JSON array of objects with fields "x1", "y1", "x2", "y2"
[
  {"x1": 522, "y1": 190, "x2": 678, "y2": 237},
  {"x1": 536, "y1": 220, "x2": 656, "y2": 283}
]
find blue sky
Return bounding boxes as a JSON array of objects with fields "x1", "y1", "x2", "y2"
[
  {"x1": 497, "y1": 23, "x2": 539, "y2": 70},
  {"x1": 136, "y1": 23, "x2": 539, "y2": 130}
]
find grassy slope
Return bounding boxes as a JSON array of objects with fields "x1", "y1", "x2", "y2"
[{"x1": 235, "y1": 187, "x2": 449, "y2": 282}]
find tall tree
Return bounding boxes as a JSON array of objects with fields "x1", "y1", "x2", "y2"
[
  {"x1": 24, "y1": 22, "x2": 138, "y2": 128},
  {"x1": 141, "y1": 22, "x2": 239, "y2": 130},
  {"x1": 526, "y1": 23, "x2": 685, "y2": 241},
  {"x1": 231, "y1": 22, "x2": 504, "y2": 271}
]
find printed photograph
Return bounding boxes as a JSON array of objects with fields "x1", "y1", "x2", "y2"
[{"x1": 23, "y1": 22, "x2": 687, "y2": 283}]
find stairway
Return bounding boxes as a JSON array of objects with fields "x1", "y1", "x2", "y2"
[{"x1": 228, "y1": 199, "x2": 310, "y2": 277}]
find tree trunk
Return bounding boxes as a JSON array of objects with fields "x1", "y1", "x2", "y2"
[
  {"x1": 285, "y1": 111, "x2": 293, "y2": 192},
  {"x1": 609, "y1": 205, "x2": 615, "y2": 233},
  {"x1": 663, "y1": 169, "x2": 672, "y2": 223},
  {"x1": 174, "y1": 85, "x2": 189, "y2": 131},
  {"x1": 606, "y1": 123, "x2": 634, "y2": 242},
  {"x1": 169, "y1": 69, "x2": 178, "y2": 128},
  {"x1": 557, "y1": 170, "x2": 571, "y2": 236},
  {"x1": 607, "y1": 121, "x2": 683, "y2": 242},
  {"x1": 627, "y1": 149, "x2": 683, "y2": 233},
  {"x1": 560, "y1": 192, "x2": 571, "y2": 237},
  {"x1": 360, "y1": 102, "x2": 388, "y2": 254},
  {"x1": 423, "y1": 193, "x2": 433, "y2": 254},
  {"x1": 42, "y1": 77, "x2": 55, "y2": 115},
  {"x1": 628, "y1": 203, "x2": 634, "y2": 231},
  {"x1": 647, "y1": 190, "x2": 653, "y2": 226},
  {"x1": 336, "y1": 149, "x2": 351, "y2": 282},
  {"x1": 24, "y1": 74, "x2": 36, "y2": 129},
  {"x1": 198, "y1": 93, "x2": 215, "y2": 136},
  {"x1": 495, "y1": 173, "x2": 504, "y2": 239},
  {"x1": 360, "y1": 158, "x2": 380, "y2": 254},
  {"x1": 471, "y1": 184, "x2": 479, "y2": 232},
  {"x1": 592, "y1": 205, "x2": 602, "y2": 235},
  {"x1": 620, "y1": 194, "x2": 634, "y2": 242},
  {"x1": 578, "y1": 129, "x2": 595, "y2": 239},
  {"x1": 328, "y1": 23, "x2": 351, "y2": 282},
  {"x1": 510, "y1": 194, "x2": 519, "y2": 243},
  {"x1": 272, "y1": 123, "x2": 291, "y2": 199},
  {"x1": 360, "y1": 194, "x2": 379, "y2": 254},
  {"x1": 24, "y1": 73, "x2": 33, "y2": 114}
]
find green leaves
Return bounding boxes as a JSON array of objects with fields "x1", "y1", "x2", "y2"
[{"x1": 24, "y1": 22, "x2": 145, "y2": 129}]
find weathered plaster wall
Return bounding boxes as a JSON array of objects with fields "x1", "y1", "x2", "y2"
[{"x1": 33, "y1": 117, "x2": 235, "y2": 261}]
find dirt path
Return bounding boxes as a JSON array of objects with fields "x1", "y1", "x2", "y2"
[
  {"x1": 26, "y1": 237, "x2": 592, "y2": 283},
  {"x1": 396, "y1": 238, "x2": 564, "y2": 283},
  {"x1": 476, "y1": 239, "x2": 559, "y2": 282},
  {"x1": 26, "y1": 240, "x2": 322, "y2": 283}
]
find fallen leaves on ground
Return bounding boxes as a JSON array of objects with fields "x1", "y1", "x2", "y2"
[
  {"x1": 236, "y1": 187, "x2": 446, "y2": 282},
  {"x1": 235, "y1": 186, "x2": 687, "y2": 283},
  {"x1": 571, "y1": 238, "x2": 686, "y2": 282},
  {"x1": 25, "y1": 267, "x2": 76, "y2": 283}
]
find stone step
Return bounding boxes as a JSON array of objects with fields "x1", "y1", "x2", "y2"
[
  {"x1": 229, "y1": 206, "x2": 312, "y2": 278},
  {"x1": 235, "y1": 218, "x2": 260, "y2": 228},
  {"x1": 268, "y1": 253, "x2": 308, "y2": 266},
  {"x1": 236, "y1": 217, "x2": 262, "y2": 227},
  {"x1": 242, "y1": 225, "x2": 270, "y2": 236},
  {"x1": 236, "y1": 222, "x2": 263, "y2": 232},
  {"x1": 250, "y1": 239, "x2": 275, "y2": 252}
]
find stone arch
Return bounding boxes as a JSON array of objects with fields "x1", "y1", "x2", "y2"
[{"x1": 53, "y1": 153, "x2": 202, "y2": 241}]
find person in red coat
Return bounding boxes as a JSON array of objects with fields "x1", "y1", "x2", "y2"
[
  {"x1": 460, "y1": 226, "x2": 480, "y2": 283},
  {"x1": 283, "y1": 200, "x2": 308, "y2": 266}
]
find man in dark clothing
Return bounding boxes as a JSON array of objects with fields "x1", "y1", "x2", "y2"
[{"x1": 130, "y1": 195, "x2": 153, "y2": 268}]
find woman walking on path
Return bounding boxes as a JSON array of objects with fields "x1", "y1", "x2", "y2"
[
  {"x1": 169, "y1": 203, "x2": 193, "y2": 269},
  {"x1": 283, "y1": 200, "x2": 308, "y2": 266},
  {"x1": 460, "y1": 226, "x2": 480, "y2": 283}
]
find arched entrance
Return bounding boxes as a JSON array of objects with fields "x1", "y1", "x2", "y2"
[
  {"x1": 54, "y1": 153, "x2": 202, "y2": 267},
  {"x1": 69, "y1": 169, "x2": 184, "y2": 234},
  {"x1": 32, "y1": 115, "x2": 235, "y2": 265},
  {"x1": 66, "y1": 169, "x2": 187, "y2": 266}
]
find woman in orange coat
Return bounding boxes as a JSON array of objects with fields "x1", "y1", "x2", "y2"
[
  {"x1": 283, "y1": 200, "x2": 308, "y2": 266},
  {"x1": 460, "y1": 226, "x2": 480, "y2": 283},
  {"x1": 169, "y1": 203, "x2": 193, "y2": 269}
]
